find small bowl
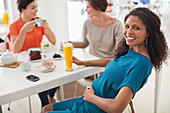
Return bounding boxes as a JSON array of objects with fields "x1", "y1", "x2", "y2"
[{"x1": 20, "y1": 62, "x2": 31, "y2": 71}]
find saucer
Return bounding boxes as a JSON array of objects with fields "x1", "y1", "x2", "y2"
[
  {"x1": 27, "y1": 48, "x2": 42, "y2": 52},
  {"x1": 38, "y1": 64, "x2": 56, "y2": 72},
  {"x1": 29, "y1": 59, "x2": 42, "y2": 63}
]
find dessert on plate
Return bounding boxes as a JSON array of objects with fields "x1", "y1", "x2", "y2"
[{"x1": 29, "y1": 50, "x2": 41, "y2": 60}]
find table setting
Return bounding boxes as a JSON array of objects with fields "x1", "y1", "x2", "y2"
[{"x1": 0, "y1": 44, "x2": 103, "y2": 106}]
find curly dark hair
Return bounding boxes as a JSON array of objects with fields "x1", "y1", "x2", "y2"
[
  {"x1": 85, "y1": 0, "x2": 108, "y2": 12},
  {"x1": 17, "y1": 0, "x2": 35, "y2": 13},
  {"x1": 115, "y1": 7, "x2": 168, "y2": 71}
]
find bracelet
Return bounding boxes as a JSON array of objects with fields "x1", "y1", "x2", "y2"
[{"x1": 84, "y1": 60, "x2": 87, "y2": 66}]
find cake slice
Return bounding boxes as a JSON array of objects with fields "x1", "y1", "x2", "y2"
[{"x1": 29, "y1": 50, "x2": 42, "y2": 60}]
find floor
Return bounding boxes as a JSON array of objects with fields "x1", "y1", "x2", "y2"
[{"x1": 1, "y1": 1, "x2": 170, "y2": 113}]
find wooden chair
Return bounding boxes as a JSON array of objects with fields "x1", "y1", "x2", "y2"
[{"x1": 123, "y1": 100, "x2": 135, "y2": 113}]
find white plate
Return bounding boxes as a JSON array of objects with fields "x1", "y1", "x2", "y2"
[
  {"x1": 28, "y1": 57, "x2": 62, "y2": 63},
  {"x1": 51, "y1": 53, "x2": 63, "y2": 60},
  {"x1": 51, "y1": 57, "x2": 63, "y2": 60},
  {"x1": 28, "y1": 59, "x2": 42, "y2": 63},
  {"x1": 38, "y1": 64, "x2": 56, "y2": 72},
  {"x1": 27, "y1": 48, "x2": 42, "y2": 52}
]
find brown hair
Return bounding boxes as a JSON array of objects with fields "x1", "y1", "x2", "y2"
[
  {"x1": 17, "y1": 0, "x2": 35, "y2": 13},
  {"x1": 115, "y1": 7, "x2": 168, "y2": 71},
  {"x1": 85, "y1": 0, "x2": 108, "y2": 12}
]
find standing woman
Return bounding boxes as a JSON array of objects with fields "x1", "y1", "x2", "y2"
[
  {"x1": 43, "y1": 7, "x2": 168, "y2": 113},
  {"x1": 7, "y1": 0, "x2": 57, "y2": 109},
  {"x1": 63, "y1": 0, "x2": 123, "y2": 58}
]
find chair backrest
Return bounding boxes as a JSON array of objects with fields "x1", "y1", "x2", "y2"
[
  {"x1": 123, "y1": 100, "x2": 135, "y2": 113},
  {"x1": 129, "y1": 100, "x2": 135, "y2": 113}
]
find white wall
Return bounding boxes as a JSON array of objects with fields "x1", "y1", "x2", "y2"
[
  {"x1": 10, "y1": 0, "x2": 69, "y2": 46},
  {"x1": 3, "y1": 0, "x2": 18, "y2": 24},
  {"x1": 38, "y1": 0, "x2": 69, "y2": 45}
]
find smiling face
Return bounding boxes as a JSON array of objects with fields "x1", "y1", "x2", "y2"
[
  {"x1": 22, "y1": 1, "x2": 38, "y2": 19},
  {"x1": 124, "y1": 15, "x2": 149, "y2": 49}
]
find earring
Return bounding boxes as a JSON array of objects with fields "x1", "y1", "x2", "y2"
[{"x1": 145, "y1": 37, "x2": 148, "y2": 46}]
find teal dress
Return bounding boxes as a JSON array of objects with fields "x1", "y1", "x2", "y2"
[{"x1": 50, "y1": 50, "x2": 152, "y2": 113}]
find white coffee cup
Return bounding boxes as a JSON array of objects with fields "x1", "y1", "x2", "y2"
[
  {"x1": 42, "y1": 59, "x2": 54, "y2": 70},
  {"x1": 35, "y1": 19, "x2": 44, "y2": 27}
]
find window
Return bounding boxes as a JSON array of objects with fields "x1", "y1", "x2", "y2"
[
  {"x1": 67, "y1": 0, "x2": 87, "y2": 41},
  {"x1": 0, "y1": 0, "x2": 5, "y2": 23}
]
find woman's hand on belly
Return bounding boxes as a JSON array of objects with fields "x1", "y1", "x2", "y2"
[{"x1": 83, "y1": 85, "x2": 95, "y2": 102}]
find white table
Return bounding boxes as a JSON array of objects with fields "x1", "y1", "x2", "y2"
[{"x1": 0, "y1": 45, "x2": 103, "y2": 106}]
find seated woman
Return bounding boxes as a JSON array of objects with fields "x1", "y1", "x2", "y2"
[
  {"x1": 7, "y1": 0, "x2": 57, "y2": 109},
  {"x1": 62, "y1": 0, "x2": 123, "y2": 58},
  {"x1": 42, "y1": 7, "x2": 168, "y2": 113},
  {"x1": 63, "y1": 0, "x2": 123, "y2": 80}
]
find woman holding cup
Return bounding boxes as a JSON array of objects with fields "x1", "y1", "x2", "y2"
[
  {"x1": 7, "y1": 0, "x2": 57, "y2": 110},
  {"x1": 7, "y1": 0, "x2": 56, "y2": 53}
]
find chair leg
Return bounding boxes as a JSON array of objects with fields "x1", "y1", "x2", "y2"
[
  {"x1": 74, "y1": 81, "x2": 77, "y2": 98},
  {"x1": 7, "y1": 103, "x2": 11, "y2": 110},
  {"x1": 6, "y1": 97, "x2": 32, "y2": 113},
  {"x1": 58, "y1": 86, "x2": 64, "y2": 101},
  {"x1": 28, "y1": 96, "x2": 32, "y2": 113}
]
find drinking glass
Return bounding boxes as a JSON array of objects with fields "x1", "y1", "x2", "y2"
[
  {"x1": 3, "y1": 12, "x2": 9, "y2": 25},
  {"x1": 41, "y1": 41, "x2": 49, "y2": 58},
  {"x1": 63, "y1": 43, "x2": 73, "y2": 72}
]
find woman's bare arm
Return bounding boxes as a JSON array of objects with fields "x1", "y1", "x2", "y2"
[
  {"x1": 83, "y1": 86, "x2": 133, "y2": 113},
  {"x1": 72, "y1": 56, "x2": 112, "y2": 67},
  {"x1": 43, "y1": 20, "x2": 56, "y2": 45},
  {"x1": 11, "y1": 21, "x2": 36, "y2": 52}
]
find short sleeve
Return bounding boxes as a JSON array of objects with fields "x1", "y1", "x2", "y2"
[
  {"x1": 41, "y1": 26, "x2": 46, "y2": 34},
  {"x1": 113, "y1": 20, "x2": 124, "y2": 47},
  {"x1": 7, "y1": 23, "x2": 19, "y2": 41},
  {"x1": 118, "y1": 57, "x2": 152, "y2": 97},
  {"x1": 82, "y1": 20, "x2": 89, "y2": 47}
]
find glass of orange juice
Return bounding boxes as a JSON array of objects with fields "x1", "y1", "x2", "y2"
[
  {"x1": 63, "y1": 43, "x2": 73, "y2": 72},
  {"x1": 3, "y1": 12, "x2": 9, "y2": 25}
]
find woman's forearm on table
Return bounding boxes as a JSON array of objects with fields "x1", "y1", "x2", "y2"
[
  {"x1": 72, "y1": 42, "x2": 87, "y2": 48},
  {"x1": 85, "y1": 58, "x2": 112, "y2": 67}
]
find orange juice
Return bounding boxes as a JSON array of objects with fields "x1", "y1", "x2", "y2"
[
  {"x1": 64, "y1": 43, "x2": 73, "y2": 71},
  {"x1": 3, "y1": 12, "x2": 9, "y2": 25}
]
